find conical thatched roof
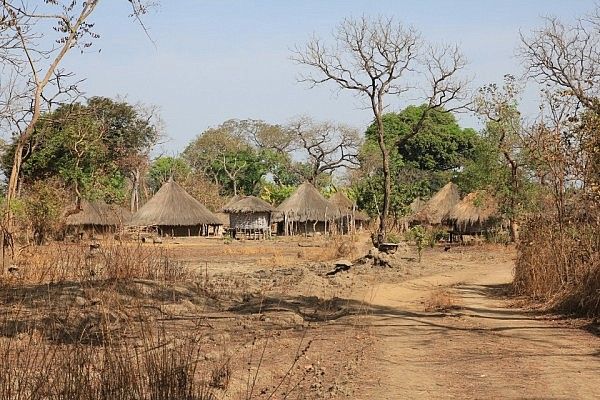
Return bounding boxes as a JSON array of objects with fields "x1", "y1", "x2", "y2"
[
  {"x1": 414, "y1": 183, "x2": 460, "y2": 225},
  {"x1": 221, "y1": 195, "x2": 243, "y2": 211},
  {"x1": 66, "y1": 200, "x2": 131, "y2": 227},
  {"x1": 223, "y1": 195, "x2": 274, "y2": 213},
  {"x1": 329, "y1": 191, "x2": 369, "y2": 221},
  {"x1": 329, "y1": 192, "x2": 354, "y2": 210},
  {"x1": 129, "y1": 180, "x2": 221, "y2": 226},
  {"x1": 275, "y1": 182, "x2": 342, "y2": 222},
  {"x1": 409, "y1": 197, "x2": 426, "y2": 214},
  {"x1": 448, "y1": 191, "x2": 501, "y2": 227}
]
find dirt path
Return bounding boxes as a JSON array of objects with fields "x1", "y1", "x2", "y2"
[{"x1": 352, "y1": 258, "x2": 600, "y2": 399}]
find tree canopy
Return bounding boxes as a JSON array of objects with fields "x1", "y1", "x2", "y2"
[
  {"x1": 2, "y1": 97, "x2": 159, "y2": 203},
  {"x1": 354, "y1": 105, "x2": 479, "y2": 218}
]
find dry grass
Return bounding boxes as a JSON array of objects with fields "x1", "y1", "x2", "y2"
[
  {"x1": 0, "y1": 242, "x2": 229, "y2": 399},
  {"x1": 0, "y1": 239, "x2": 345, "y2": 400},
  {"x1": 424, "y1": 289, "x2": 462, "y2": 312},
  {"x1": 0, "y1": 325, "x2": 221, "y2": 400},
  {"x1": 6, "y1": 241, "x2": 189, "y2": 285},
  {"x1": 513, "y1": 213, "x2": 600, "y2": 317}
]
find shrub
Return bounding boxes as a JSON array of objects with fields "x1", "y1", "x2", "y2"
[{"x1": 513, "y1": 211, "x2": 600, "y2": 316}]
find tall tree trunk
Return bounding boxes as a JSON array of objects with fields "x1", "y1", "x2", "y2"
[
  {"x1": 130, "y1": 168, "x2": 140, "y2": 212},
  {"x1": 5, "y1": 113, "x2": 38, "y2": 231},
  {"x1": 375, "y1": 112, "x2": 390, "y2": 244}
]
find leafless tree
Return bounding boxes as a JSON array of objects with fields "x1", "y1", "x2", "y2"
[
  {"x1": 0, "y1": 0, "x2": 154, "y2": 236},
  {"x1": 292, "y1": 16, "x2": 469, "y2": 241},
  {"x1": 238, "y1": 119, "x2": 296, "y2": 154},
  {"x1": 288, "y1": 117, "x2": 360, "y2": 184},
  {"x1": 526, "y1": 91, "x2": 581, "y2": 225},
  {"x1": 474, "y1": 75, "x2": 526, "y2": 241},
  {"x1": 520, "y1": 9, "x2": 600, "y2": 114},
  {"x1": 520, "y1": 7, "x2": 600, "y2": 203}
]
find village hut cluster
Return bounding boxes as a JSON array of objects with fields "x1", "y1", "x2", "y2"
[
  {"x1": 404, "y1": 182, "x2": 506, "y2": 241},
  {"x1": 65, "y1": 180, "x2": 369, "y2": 240},
  {"x1": 66, "y1": 178, "x2": 502, "y2": 243}
]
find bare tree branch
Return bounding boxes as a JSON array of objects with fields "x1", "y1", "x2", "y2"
[
  {"x1": 292, "y1": 16, "x2": 469, "y2": 240},
  {"x1": 289, "y1": 116, "x2": 361, "y2": 184}
]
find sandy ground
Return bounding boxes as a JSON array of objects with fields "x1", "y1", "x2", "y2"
[
  {"x1": 350, "y1": 251, "x2": 600, "y2": 399},
  {"x1": 156, "y1": 235, "x2": 600, "y2": 399}
]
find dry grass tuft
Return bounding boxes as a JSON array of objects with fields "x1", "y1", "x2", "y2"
[
  {"x1": 424, "y1": 289, "x2": 462, "y2": 312},
  {"x1": 335, "y1": 240, "x2": 355, "y2": 258}
]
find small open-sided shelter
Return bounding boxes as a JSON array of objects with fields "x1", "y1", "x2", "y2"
[
  {"x1": 329, "y1": 191, "x2": 369, "y2": 232},
  {"x1": 128, "y1": 179, "x2": 222, "y2": 236},
  {"x1": 223, "y1": 195, "x2": 274, "y2": 239}
]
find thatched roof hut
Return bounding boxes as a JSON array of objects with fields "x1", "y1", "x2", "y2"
[
  {"x1": 413, "y1": 182, "x2": 460, "y2": 225},
  {"x1": 329, "y1": 192, "x2": 354, "y2": 211},
  {"x1": 274, "y1": 182, "x2": 343, "y2": 235},
  {"x1": 129, "y1": 180, "x2": 221, "y2": 236},
  {"x1": 66, "y1": 200, "x2": 131, "y2": 228},
  {"x1": 329, "y1": 191, "x2": 369, "y2": 222},
  {"x1": 448, "y1": 191, "x2": 502, "y2": 232},
  {"x1": 223, "y1": 196, "x2": 274, "y2": 237},
  {"x1": 274, "y1": 182, "x2": 342, "y2": 222}
]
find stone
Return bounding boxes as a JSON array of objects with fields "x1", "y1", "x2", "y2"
[{"x1": 74, "y1": 296, "x2": 87, "y2": 307}]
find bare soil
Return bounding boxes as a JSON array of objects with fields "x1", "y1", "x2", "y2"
[{"x1": 1, "y1": 234, "x2": 598, "y2": 399}]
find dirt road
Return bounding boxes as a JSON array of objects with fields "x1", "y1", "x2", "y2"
[{"x1": 353, "y1": 256, "x2": 600, "y2": 399}]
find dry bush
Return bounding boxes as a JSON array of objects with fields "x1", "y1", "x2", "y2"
[
  {"x1": 514, "y1": 212, "x2": 600, "y2": 316},
  {"x1": 6, "y1": 242, "x2": 189, "y2": 285},
  {"x1": 335, "y1": 240, "x2": 355, "y2": 258},
  {"x1": 209, "y1": 357, "x2": 231, "y2": 390},
  {"x1": 0, "y1": 326, "x2": 217, "y2": 400},
  {"x1": 424, "y1": 289, "x2": 462, "y2": 312}
]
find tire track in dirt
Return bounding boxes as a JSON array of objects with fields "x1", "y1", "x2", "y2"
[{"x1": 352, "y1": 260, "x2": 600, "y2": 399}]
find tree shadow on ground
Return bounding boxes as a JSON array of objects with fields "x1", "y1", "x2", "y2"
[
  {"x1": 0, "y1": 278, "x2": 222, "y2": 308},
  {"x1": 228, "y1": 294, "x2": 435, "y2": 322},
  {"x1": 0, "y1": 278, "x2": 223, "y2": 345}
]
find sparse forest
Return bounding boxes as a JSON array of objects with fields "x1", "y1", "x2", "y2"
[{"x1": 0, "y1": 2, "x2": 598, "y2": 399}]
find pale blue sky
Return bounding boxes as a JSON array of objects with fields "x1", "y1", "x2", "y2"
[{"x1": 61, "y1": 1, "x2": 595, "y2": 153}]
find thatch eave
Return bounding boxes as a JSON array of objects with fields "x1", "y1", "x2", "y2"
[{"x1": 222, "y1": 196, "x2": 274, "y2": 214}]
